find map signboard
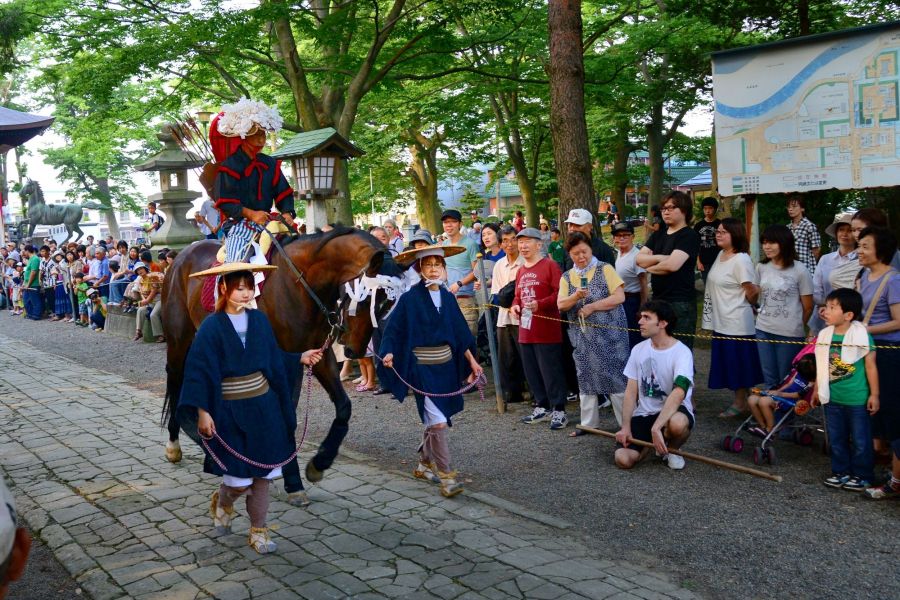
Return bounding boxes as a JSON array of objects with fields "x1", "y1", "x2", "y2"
[{"x1": 712, "y1": 23, "x2": 900, "y2": 196}]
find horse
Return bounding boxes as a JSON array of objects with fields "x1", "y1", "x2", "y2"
[
  {"x1": 161, "y1": 226, "x2": 396, "y2": 487},
  {"x1": 21, "y1": 179, "x2": 101, "y2": 244}
]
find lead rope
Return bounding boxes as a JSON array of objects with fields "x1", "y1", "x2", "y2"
[
  {"x1": 372, "y1": 350, "x2": 488, "y2": 402},
  {"x1": 199, "y1": 335, "x2": 330, "y2": 472}
]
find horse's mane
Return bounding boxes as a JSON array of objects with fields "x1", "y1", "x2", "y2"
[{"x1": 310, "y1": 226, "x2": 365, "y2": 253}]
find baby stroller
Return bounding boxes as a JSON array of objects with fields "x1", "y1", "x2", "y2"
[{"x1": 721, "y1": 342, "x2": 826, "y2": 465}]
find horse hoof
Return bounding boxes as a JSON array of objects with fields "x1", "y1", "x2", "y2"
[
  {"x1": 165, "y1": 440, "x2": 182, "y2": 463},
  {"x1": 305, "y1": 461, "x2": 323, "y2": 483},
  {"x1": 287, "y1": 491, "x2": 311, "y2": 507}
]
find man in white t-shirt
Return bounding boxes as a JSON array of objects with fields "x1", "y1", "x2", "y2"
[{"x1": 615, "y1": 300, "x2": 695, "y2": 470}]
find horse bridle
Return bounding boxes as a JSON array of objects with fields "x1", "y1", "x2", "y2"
[{"x1": 260, "y1": 221, "x2": 356, "y2": 339}]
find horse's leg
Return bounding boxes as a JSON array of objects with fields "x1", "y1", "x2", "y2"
[
  {"x1": 163, "y1": 330, "x2": 193, "y2": 462},
  {"x1": 283, "y1": 369, "x2": 311, "y2": 506},
  {"x1": 306, "y1": 351, "x2": 352, "y2": 483},
  {"x1": 72, "y1": 223, "x2": 83, "y2": 243}
]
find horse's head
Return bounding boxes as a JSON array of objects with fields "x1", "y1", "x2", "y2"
[
  {"x1": 337, "y1": 263, "x2": 406, "y2": 358},
  {"x1": 277, "y1": 227, "x2": 393, "y2": 349}
]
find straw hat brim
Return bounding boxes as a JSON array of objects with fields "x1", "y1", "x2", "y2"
[
  {"x1": 189, "y1": 262, "x2": 278, "y2": 278},
  {"x1": 395, "y1": 244, "x2": 467, "y2": 265}
]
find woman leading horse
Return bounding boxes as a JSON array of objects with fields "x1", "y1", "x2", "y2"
[{"x1": 162, "y1": 226, "x2": 390, "y2": 505}]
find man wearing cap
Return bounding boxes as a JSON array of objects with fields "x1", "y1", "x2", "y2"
[
  {"x1": 612, "y1": 222, "x2": 649, "y2": 349},
  {"x1": 212, "y1": 98, "x2": 295, "y2": 263},
  {"x1": 693, "y1": 197, "x2": 720, "y2": 283},
  {"x1": 441, "y1": 209, "x2": 481, "y2": 336},
  {"x1": 85, "y1": 246, "x2": 111, "y2": 300},
  {"x1": 511, "y1": 227, "x2": 569, "y2": 429},
  {"x1": 0, "y1": 477, "x2": 31, "y2": 599},
  {"x1": 563, "y1": 208, "x2": 616, "y2": 268}
]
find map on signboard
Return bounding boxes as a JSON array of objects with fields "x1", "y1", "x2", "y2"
[{"x1": 712, "y1": 24, "x2": 900, "y2": 196}]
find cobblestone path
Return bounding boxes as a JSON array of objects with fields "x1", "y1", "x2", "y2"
[{"x1": 0, "y1": 334, "x2": 699, "y2": 600}]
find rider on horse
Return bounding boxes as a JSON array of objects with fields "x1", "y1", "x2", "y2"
[{"x1": 211, "y1": 98, "x2": 295, "y2": 263}]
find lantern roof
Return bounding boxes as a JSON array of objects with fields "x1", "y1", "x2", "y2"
[
  {"x1": 271, "y1": 127, "x2": 364, "y2": 160},
  {"x1": 135, "y1": 125, "x2": 207, "y2": 172}
]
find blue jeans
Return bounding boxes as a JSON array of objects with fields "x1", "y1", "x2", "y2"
[
  {"x1": 90, "y1": 308, "x2": 106, "y2": 329},
  {"x1": 108, "y1": 279, "x2": 129, "y2": 304},
  {"x1": 755, "y1": 329, "x2": 803, "y2": 387},
  {"x1": 23, "y1": 288, "x2": 43, "y2": 320},
  {"x1": 825, "y1": 403, "x2": 874, "y2": 481}
]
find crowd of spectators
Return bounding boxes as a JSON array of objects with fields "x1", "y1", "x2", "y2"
[
  {"x1": 2, "y1": 236, "x2": 173, "y2": 342},
  {"x1": 4, "y1": 195, "x2": 899, "y2": 500}
]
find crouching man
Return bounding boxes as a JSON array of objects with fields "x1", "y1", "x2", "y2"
[{"x1": 615, "y1": 300, "x2": 695, "y2": 471}]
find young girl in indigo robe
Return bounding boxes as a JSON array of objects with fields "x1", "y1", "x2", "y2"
[{"x1": 178, "y1": 269, "x2": 322, "y2": 553}]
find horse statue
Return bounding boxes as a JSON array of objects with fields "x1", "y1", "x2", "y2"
[
  {"x1": 21, "y1": 179, "x2": 102, "y2": 244},
  {"x1": 161, "y1": 226, "x2": 399, "y2": 490}
]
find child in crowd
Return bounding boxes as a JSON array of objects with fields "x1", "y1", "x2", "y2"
[
  {"x1": 86, "y1": 288, "x2": 107, "y2": 331},
  {"x1": 814, "y1": 288, "x2": 878, "y2": 491},
  {"x1": 12, "y1": 262, "x2": 24, "y2": 315},
  {"x1": 3, "y1": 258, "x2": 17, "y2": 314},
  {"x1": 747, "y1": 354, "x2": 816, "y2": 437},
  {"x1": 73, "y1": 272, "x2": 90, "y2": 327}
]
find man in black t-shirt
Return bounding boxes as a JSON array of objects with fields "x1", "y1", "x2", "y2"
[
  {"x1": 693, "y1": 197, "x2": 720, "y2": 283},
  {"x1": 636, "y1": 191, "x2": 700, "y2": 349}
]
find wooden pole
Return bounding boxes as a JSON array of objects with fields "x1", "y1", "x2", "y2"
[{"x1": 576, "y1": 425, "x2": 783, "y2": 483}]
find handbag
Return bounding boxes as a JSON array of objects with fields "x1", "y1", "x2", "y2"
[{"x1": 496, "y1": 280, "x2": 516, "y2": 308}]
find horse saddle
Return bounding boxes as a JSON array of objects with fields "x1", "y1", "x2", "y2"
[{"x1": 215, "y1": 220, "x2": 290, "y2": 264}]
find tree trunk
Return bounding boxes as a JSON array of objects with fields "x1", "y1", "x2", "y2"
[
  {"x1": 646, "y1": 103, "x2": 667, "y2": 207},
  {"x1": 548, "y1": 0, "x2": 595, "y2": 228},
  {"x1": 798, "y1": 0, "x2": 810, "y2": 36},
  {"x1": 610, "y1": 123, "x2": 633, "y2": 210},
  {"x1": 96, "y1": 177, "x2": 120, "y2": 238},
  {"x1": 408, "y1": 136, "x2": 442, "y2": 234}
]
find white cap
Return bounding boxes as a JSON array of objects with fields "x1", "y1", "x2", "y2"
[
  {"x1": 0, "y1": 477, "x2": 17, "y2": 561},
  {"x1": 564, "y1": 208, "x2": 593, "y2": 226}
]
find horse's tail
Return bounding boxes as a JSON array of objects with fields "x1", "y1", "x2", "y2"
[{"x1": 162, "y1": 362, "x2": 180, "y2": 428}]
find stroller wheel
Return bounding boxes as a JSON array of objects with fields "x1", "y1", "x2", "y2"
[
  {"x1": 767, "y1": 447, "x2": 777, "y2": 465},
  {"x1": 798, "y1": 429, "x2": 814, "y2": 446},
  {"x1": 722, "y1": 435, "x2": 733, "y2": 451},
  {"x1": 731, "y1": 437, "x2": 744, "y2": 454},
  {"x1": 752, "y1": 447, "x2": 763, "y2": 465}
]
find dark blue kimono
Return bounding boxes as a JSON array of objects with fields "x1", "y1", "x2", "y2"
[
  {"x1": 377, "y1": 282, "x2": 476, "y2": 425},
  {"x1": 214, "y1": 147, "x2": 294, "y2": 219},
  {"x1": 177, "y1": 310, "x2": 299, "y2": 479}
]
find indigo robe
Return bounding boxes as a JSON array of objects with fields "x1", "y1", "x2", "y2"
[
  {"x1": 177, "y1": 310, "x2": 299, "y2": 479},
  {"x1": 377, "y1": 282, "x2": 476, "y2": 425}
]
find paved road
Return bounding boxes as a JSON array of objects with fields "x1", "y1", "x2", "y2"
[
  {"x1": 0, "y1": 330, "x2": 696, "y2": 600},
  {"x1": 1, "y1": 312, "x2": 898, "y2": 599}
]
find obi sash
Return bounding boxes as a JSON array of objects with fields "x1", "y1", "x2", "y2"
[
  {"x1": 221, "y1": 371, "x2": 269, "y2": 400},
  {"x1": 412, "y1": 344, "x2": 452, "y2": 365}
]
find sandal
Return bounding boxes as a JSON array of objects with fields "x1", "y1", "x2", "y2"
[
  {"x1": 355, "y1": 383, "x2": 375, "y2": 392},
  {"x1": 718, "y1": 406, "x2": 748, "y2": 419},
  {"x1": 569, "y1": 429, "x2": 588, "y2": 438}
]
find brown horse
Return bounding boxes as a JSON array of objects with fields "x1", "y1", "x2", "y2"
[{"x1": 161, "y1": 227, "x2": 392, "y2": 490}]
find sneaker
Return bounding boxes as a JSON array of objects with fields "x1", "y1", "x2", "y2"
[
  {"x1": 549, "y1": 411, "x2": 568, "y2": 430},
  {"x1": 663, "y1": 454, "x2": 685, "y2": 470},
  {"x1": 842, "y1": 477, "x2": 870, "y2": 492},
  {"x1": 864, "y1": 481, "x2": 900, "y2": 500},
  {"x1": 566, "y1": 392, "x2": 578, "y2": 403},
  {"x1": 521, "y1": 407, "x2": 549, "y2": 424},
  {"x1": 824, "y1": 474, "x2": 850, "y2": 489},
  {"x1": 598, "y1": 395, "x2": 611, "y2": 409}
]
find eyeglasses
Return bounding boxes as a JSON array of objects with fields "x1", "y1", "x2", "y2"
[
  {"x1": 715, "y1": 229, "x2": 728, "y2": 235},
  {"x1": 661, "y1": 205, "x2": 677, "y2": 212}
]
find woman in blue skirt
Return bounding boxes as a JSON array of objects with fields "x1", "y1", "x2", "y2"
[
  {"x1": 701, "y1": 218, "x2": 763, "y2": 417},
  {"x1": 51, "y1": 252, "x2": 72, "y2": 321}
]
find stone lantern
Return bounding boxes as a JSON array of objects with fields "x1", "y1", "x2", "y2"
[
  {"x1": 271, "y1": 127, "x2": 364, "y2": 230},
  {"x1": 134, "y1": 124, "x2": 206, "y2": 249}
]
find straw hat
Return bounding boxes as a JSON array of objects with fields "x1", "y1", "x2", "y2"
[
  {"x1": 395, "y1": 244, "x2": 466, "y2": 266},
  {"x1": 189, "y1": 261, "x2": 278, "y2": 279},
  {"x1": 824, "y1": 213, "x2": 853, "y2": 238}
]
